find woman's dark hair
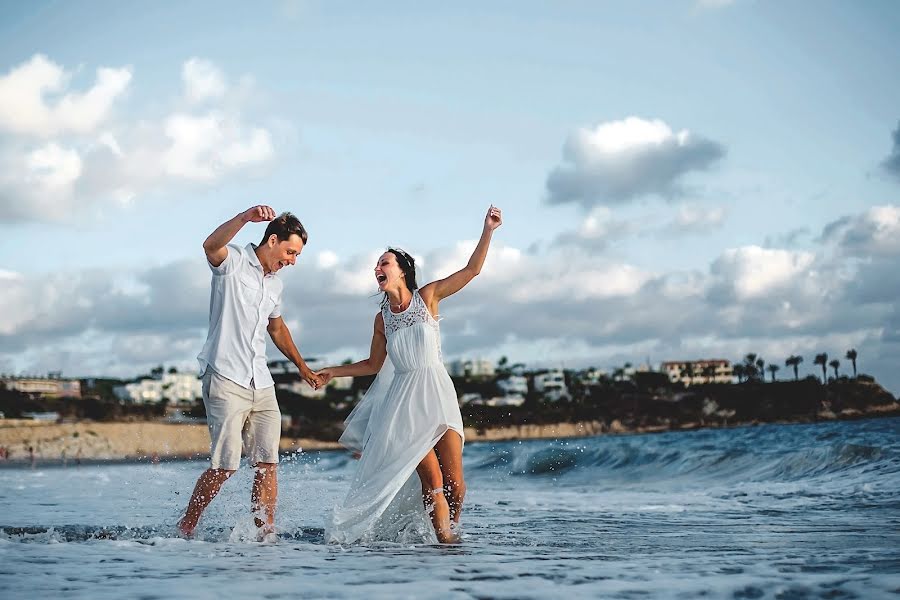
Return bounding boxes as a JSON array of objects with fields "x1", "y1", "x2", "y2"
[
  {"x1": 261, "y1": 212, "x2": 308, "y2": 245},
  {"x1": 387, "y1": 247, "x2": 418, "y2": 290},
  {"x1": 380, "y1": 247, "x2": 418, "y2": 307}
]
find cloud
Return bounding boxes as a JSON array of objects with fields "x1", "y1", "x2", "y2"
[
  {"x1": 161, "y1": 112, "x2": 273, "y2": 181},
  {"x1": 553, "y1": 207, "x2": 638, "y2": 249},
  {"x1": 0, "y1": 54, "x2": 131, "y2": 137},
  {"x1": 709, "y1": 245, "x2": 817, "y2": 302},
  {"x1": 662, "y1": 203, "x2": 727, "y2": 236},
  {"x1": 0, "y1": 55, "x2": 275, "y2": 224},
  {"x1": 545, "y1": 117, "x2": 726, "y2": 208},
  {"x1": 182, "y1": 58, "x2": 226, "y2": 105},
  {"x1": 881, "y1": 121, "x2": 900, "y2": 182},
  {"x1": 4, "y1": 206, "x2": 900, "y2": 395},
  {"x1": 821, "y1": 205, "x2": 900, "y2": 257}
]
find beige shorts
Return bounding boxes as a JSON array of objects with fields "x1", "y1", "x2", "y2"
[{"x1": 202, "y1": 369, "x2": 281, "y2": 470}]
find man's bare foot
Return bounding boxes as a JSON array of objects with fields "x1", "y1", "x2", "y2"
[{"x1": 177, "y1": 518, "x2": 196, "y2": 539}]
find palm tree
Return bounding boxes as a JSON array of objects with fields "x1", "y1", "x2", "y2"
[
  {"x1": 785, "y1": 355, "x2": 803, "y2": 381},
  {"x1": 743, "y1": 354, "x2": 759, "y2": 380},
  {"x1": 756, "y1": 358, "x2": 765, "y2": 381},
  {"x1": 845, "y1": 349, "x2": 858, "y2": 378},
  {"x1": 767, "y1": 364, "x2": 780, "y2": 382},
  {"x1": 497, "y1": 355, "x2": 510, "y2": 376},
  {"x1": 814, "y1": 353, "x2": 828, "y2": 383},
  {"x1": 733, "y1": 363, "x2": 746, "y2": 383},
  {"x1": 829, "y1": 359, "x2": 840, "y2": 380}
]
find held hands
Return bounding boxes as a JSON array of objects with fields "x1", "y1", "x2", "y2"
[
  {"x1": 484, "y1": 205, "x2": 502, "y2": 231},
  {"x1": 242, "y1": 205, "x2": 276, "y2": 223},
  {"x1": 300, "y1": 366, "x2": 324, "y2": 390},
  {"x1": 314, "y1": 369, "x2": 335, "y2": 389}
]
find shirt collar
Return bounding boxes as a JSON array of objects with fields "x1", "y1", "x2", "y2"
[{"x1": 246, "y1": 242, "x2": 275, "y2": 278}]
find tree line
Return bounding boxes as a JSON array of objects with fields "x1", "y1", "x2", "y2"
[{"x1": 736, "y1": 348, "x2": 859, "y2": 383}]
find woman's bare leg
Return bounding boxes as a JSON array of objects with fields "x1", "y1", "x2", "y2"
[
  {"x1": 416, "y1": 448, "x2": 459, "y2": 544},
  {"x1": 434, "y1": 430, "x2": 466, "y2": 525}
]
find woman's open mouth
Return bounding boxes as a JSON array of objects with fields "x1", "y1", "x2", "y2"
[{"x1": 376, "y1": 274, "x2": 387, "y2": 285}]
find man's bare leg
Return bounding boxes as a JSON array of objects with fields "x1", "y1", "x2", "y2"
[
  {"x1": 251, "y1": 462, "x2": 278, "y2": 533},
  {"x1": 178, "y1": 468, "x2": 235, "y2": 537}
]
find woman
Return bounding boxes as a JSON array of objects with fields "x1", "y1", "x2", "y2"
[{"x1": 318, "y1": 205, "x2": 502, "y2": 544}]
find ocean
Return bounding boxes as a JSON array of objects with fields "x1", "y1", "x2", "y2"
[{"x1": 1, "y1": 417, "x2": 898, "y2": 599}]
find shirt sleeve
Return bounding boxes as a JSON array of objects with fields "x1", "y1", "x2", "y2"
[
  {"x1": 269, "y1": 285, "x2": 283, "y2": 319},
  {"x1": 207, "y1": 244, "x2": 240, "y2": 276}
]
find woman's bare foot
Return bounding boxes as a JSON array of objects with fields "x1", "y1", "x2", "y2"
[{"x1": 436, "y1": 528, "x2": 461, "y2": 544}]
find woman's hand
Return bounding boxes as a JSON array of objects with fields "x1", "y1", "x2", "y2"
[
  {"x1": 300, "y1": 365, "x2": 322, "y2": 389},
  {"x1": 484, "y1": 205, "x2": 502, "y2": 231},
  {"x1": 315, "y1": 369, "x2": 335, "y2": 388}
]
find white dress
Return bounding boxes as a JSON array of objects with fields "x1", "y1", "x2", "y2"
[{"x1": 325, "y1": 290, "x2": 464, "y2": 544}]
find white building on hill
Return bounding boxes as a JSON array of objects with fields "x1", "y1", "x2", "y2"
[
  {"x1": 447, "y1": 359, "x2": 496, "y2": 378},
  {"x1": 1, "y1": 375, "x2": 81, "y2": 398},
  {"x1": 660, "y1": 359, "x2": 733, "y2": 386},
  {"x1": 534, "y1": 370, "x2": 570, "y2": 402},
  {"x1": 497, "y1": 375, "x2": 528, "y2": 396},
  {"x1": 114, "y1": 372, "x2": 201, "y2": 405}
]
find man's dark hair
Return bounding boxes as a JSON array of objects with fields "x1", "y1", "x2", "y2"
[{"x1": 261, "y1": 212, "x2": 308, "y2": 246}]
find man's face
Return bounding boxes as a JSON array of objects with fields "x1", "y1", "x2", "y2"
[{"x1": 264, "y1": 233, "x2": 304, "y2": 274}]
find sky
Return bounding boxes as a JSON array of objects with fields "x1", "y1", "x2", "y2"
[{"x1": 1, "y1": 0, "x2": 899, "y2": 393}]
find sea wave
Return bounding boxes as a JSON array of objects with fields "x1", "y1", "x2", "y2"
[{"x1": 465, "y1": 418, "x2": 900, "y2": 486}]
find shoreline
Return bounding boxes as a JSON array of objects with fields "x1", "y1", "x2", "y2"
[{"x1": 1, "y1": 409, "x2": 897, "y2": 466}]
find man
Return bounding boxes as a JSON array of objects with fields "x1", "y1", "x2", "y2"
[{"x1": 178, "y1": 205, "x2": 320, "y2": 538}]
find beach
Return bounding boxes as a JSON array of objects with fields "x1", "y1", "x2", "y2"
[
  {"x1": 0, "y1": 420, "x2": 341, "y2": 463},
  {"x1": 1, "y1": 420, "x2": 618, "y2": 463},
  {"x1": 2, "y1": 408, "x2": 896, "y2": 463}
]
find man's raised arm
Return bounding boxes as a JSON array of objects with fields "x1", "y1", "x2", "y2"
[{"x1": 203, "y1": 205, "x2": 276, "y2": 267}]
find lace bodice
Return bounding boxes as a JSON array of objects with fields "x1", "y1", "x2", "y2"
[{"x1": 382, "y1": 290, "x2": 439, "y2": 337}]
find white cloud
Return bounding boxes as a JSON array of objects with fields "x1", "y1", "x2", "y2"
[
  {"x1": 26, "y1": 142, "x2": 82, "y2": 189},
  {"x1": 822, "y1": 205, "x2": 900, "y2": 257},
  {"x1": 3, "y1": 206, "x2": 900, "y2": 394},
  {"x1": 0, "y1": 56, "x2": 275, "y2": 223},
  {"x1": 182, "y1": 58, "x2": 227, "y2": 104},
  {"x1": 333, "y1": 251, "x2": 384, "y2": 295},
  {"x1": 554, "y1": 207, "x2": 639, "y2": 249},
  {"x1": 316, "y1": 250, "x2": 340, "y2": 269},
  {"x1": 161, "y1": 112, "x2": 273, "y2": 181},
  {"x1": 546, "y1": 117, "x2": 726, "y2": 207},
  {"x1": 0, "y1": 54, "x2": 131, "y2": 137},
  {"x1": 710, "y1": 245, "x2": 816, "y2": 301}
]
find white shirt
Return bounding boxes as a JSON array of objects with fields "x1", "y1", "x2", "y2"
[{"x1": 197, "y1": 243, "x2": 283, "y2": 389}]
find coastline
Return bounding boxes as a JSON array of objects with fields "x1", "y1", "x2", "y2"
[{"x1": 2, "y1": 407, "x2": 897, "y2": 465}]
